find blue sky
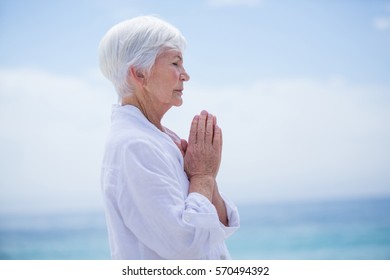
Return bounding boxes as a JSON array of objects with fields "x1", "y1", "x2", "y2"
[{"x1": 1, "y1": 0, "x2": 389, "y2": 213}]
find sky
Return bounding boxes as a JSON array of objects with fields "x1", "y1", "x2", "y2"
[{"x1": 0, "y1": 0, "x2": 389, "y2": 214}]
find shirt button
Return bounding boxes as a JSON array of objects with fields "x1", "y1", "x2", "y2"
[
  {"x1": 184, "y1": 215, "x2": 191, "y2": 222},
  {"x1": 220, "y1": 255, "x2": 226, "y2": 260}
]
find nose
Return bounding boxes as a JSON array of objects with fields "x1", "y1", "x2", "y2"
[{"x1": 180, "y1": 70, "x2": 190, "y2": 81}]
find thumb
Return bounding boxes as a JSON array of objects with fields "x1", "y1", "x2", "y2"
[{"x1": 181, "y1": 139, "x2": 188, "y2": 153}]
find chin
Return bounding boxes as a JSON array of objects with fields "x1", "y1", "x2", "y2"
[{"x1": 172, "y1": 98, "x2": 183, "y2": 107}]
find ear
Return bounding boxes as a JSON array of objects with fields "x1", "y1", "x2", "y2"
[{"x1": 129, "y1": 66, "x2": 145, "y2": 86}]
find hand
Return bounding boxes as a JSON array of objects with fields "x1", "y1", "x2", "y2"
[{"x1": 184, "y1": 110, "x2": 222, "y2": 179}]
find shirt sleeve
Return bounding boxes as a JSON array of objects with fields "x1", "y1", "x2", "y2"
[
  {"x1": 220, "y1": 192, "x2": 240, "y2": 237},
  {"x1": 117, "y1": 139, "x2": 230, "y2": 259}
]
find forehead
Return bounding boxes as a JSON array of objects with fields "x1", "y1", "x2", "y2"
[{"x1": 157, "y1": 49, "x2": 183, "y2": 60}]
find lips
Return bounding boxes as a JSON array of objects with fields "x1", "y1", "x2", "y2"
[{"x1": 174, "y1": 89, "x2": 183, "y2": 94}]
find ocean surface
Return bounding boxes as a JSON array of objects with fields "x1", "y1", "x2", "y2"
[{"x1": 1, "y1": 196, "x2": 389, "y2": 260}]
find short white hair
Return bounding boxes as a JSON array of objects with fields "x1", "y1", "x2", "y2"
[{"x1": 98, "y1": 16, "x2": 186, "y2": 97}]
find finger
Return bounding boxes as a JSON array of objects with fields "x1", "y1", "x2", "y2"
[
  {"x1": 205, "y1": 113, "x2": 214, "y2": 144},
  {"x1": 197, "y1": 111, "x2": 207, "y2": 143},
  {"x1": 178, "y1": 139, "x2": 187, "y2": 156},
  {"x1": 219, "y1": 125, "x2": 223, "y2": 151},
  {"x1": 181, "y1": 139, "x2": 188, "y2": 153},
  {"x1": 188, "y1": 115, "x2": 199, "y2": 144},
  {"x1": 213, "y1": 124, "x2": 222, "y2": 149}
]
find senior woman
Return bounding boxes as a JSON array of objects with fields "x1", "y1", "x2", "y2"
[{"x1": 99, "y1": 16, "x2": 239, "y2": 260}]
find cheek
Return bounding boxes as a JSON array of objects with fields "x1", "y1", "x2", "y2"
[
  {"x1": 165, "y1": 72, "x2": 180, "y2": 91},
  {"x1": 147, "y1": 68, "x2": 180, "y2": 96},
  {"x1": 170, "y1": 70, "x2": 180, "y2": 82}
]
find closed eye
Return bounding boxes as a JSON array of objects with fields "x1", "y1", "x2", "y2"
[{"x1": 173, "y1": 55, "x2": 183, "y2": 66}]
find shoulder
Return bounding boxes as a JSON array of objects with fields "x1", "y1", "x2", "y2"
[
  {"x1": 104, "y1": 120, "x2": 163, "y2": 164},
  {"x1": 108, "y1": 128, "x2": 161, "y2": 156}
]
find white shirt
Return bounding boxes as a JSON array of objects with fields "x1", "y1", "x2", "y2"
[{"x1": 101, "y1": 105, "x2": 240, "y2": 260}]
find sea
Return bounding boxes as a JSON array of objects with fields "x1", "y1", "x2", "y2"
[{"x1": 1, "y1": 196, "x2": 389, "y2": 260}]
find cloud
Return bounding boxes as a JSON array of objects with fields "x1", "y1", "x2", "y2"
[
  {"x1": 372, "y1": 3, "x2": 390, "y2": 31},
  {"x1": 206, "y1": 0, "x2": 264, "y2": 8},
  {"x1": 165, "y1": 78, "x2": 390, "y2": 203},
  {"x1": 1, "y1": 68, "x2": 389, "y2": 213},
  {"x1": 0, "y1": 68, "x2": 116, "y2": 213},
  {"x1": 373, "y1": 17, "x2": 390, "y2": 30}
]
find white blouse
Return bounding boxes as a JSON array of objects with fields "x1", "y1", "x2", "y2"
[{"x1": 101, "y1": 105, "x2": 240, "y2": 259}]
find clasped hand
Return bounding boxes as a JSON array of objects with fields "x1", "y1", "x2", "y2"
[{"x1": 183, "y1": 110, "x2": 222, "y2": 180}]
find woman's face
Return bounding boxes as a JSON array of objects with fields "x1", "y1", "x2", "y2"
[{"x1": 144, "y1": 49, "x2": 190, "y2": 108}]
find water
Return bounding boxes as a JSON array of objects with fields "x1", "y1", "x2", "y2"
[
  {"x1": 1, "y1": 196, "x2": 389, "y2": 260},
  {"x1": 228, "y1": 196, "x2": 390, "y2": 259},
  {"x1": 0, "y1": 211, "x2": 110, "y2": 260}
]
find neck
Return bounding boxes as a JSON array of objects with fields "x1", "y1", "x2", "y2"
[{"x1": 121, "y1": 92, "x2": 169, "y2": 132}]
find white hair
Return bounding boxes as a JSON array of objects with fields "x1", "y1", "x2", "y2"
[{"x1": 98, "y1": 16, "x2": 187, "y2": 98}]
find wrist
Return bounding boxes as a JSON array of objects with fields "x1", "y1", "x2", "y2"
[
  {"x1": 188, "y1": 175, "x2": 216, "y2": 202},
  {"x1": 190, "y1": 174, "x2": 214, "y2": 181}
]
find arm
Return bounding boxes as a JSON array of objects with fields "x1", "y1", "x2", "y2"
[
  {"x1": 118, "y1": 139, "x2": 226, "y2": 259},
  {"x1": 213, "y1": 182, "x2": 228, "y2": 226}
]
